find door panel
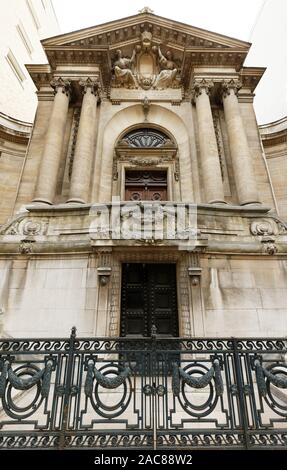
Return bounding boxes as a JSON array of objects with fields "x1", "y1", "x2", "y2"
[
  {"x1": 121, "y1": 263, "x2": 178, "y2": 337},
  {"x1": 125, "y1": 170, "x2": 168, "y2": 201}
]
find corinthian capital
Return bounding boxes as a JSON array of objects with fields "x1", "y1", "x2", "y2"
[
  {"x1": 191, "y1": 79, "x2": 214, "y2": 100},
  {"x1": 79, "y1": 77, "x2": 101, "y2": 96},
  {"x1": 50, "y1": 77, "x2": 71, "y2": 96},
  {"x1": 221, "y1": 78, "x2": 242, "y2": 98}
]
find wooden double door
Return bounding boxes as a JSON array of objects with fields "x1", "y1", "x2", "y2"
[
  {"x1": 120, "y1": 263, "x2": 179, "y2": 338},
  {"x1": 125, "y1": 170, "x2": 167, "y2": 201}
]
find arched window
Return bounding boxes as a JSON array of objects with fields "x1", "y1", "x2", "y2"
[
  {"x1": 121, "y1": 128, "x2": 172, "y2": 148},
  {"x1": 115, "y1": 127, "x2": 178, "y2": 201}
]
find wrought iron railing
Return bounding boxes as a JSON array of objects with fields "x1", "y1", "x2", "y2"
[{"x1": 0, "y1": 328, "x2": 287, "y2": 450}]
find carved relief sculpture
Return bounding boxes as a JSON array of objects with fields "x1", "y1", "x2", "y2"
[
  {"x1": 112, "y1": 33, "x2": 181, "y2": 90},
  {"x1": 154, "y1": 47, "x2": 178, "y2": 89},
  {"x1": 113, "y1": 49, "x2": 137, "y2": 88}
]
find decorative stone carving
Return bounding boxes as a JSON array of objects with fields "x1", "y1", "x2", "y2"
[
  {"x1": 19, "y1": 240, "x2": 34, "y2": 255},
  {"x1": 79, "y1": 77, "x2": 100, "y2": 95},
  {"x1": 142, "y1": 96, "x2": 150, "y2": 121},
  {"x1": 192, "y1": 78, "x2": 214, "y2": 100},
  {"x1": 113, "y1": 49, "x2": 137, "y2": 88},
  {"x1": 0, "y1": 217, "x2": 47, "y2": 236},
  {"x1": 68, "y1": 107, "x2": 80, "y2": 180},
  {"x1": 50, "y1": 77, "x2": 71, "y2": 97},
  {"x1": 250, "y1": 219, "x2": 279, "y2": 237},
  {"x1": 221, "y1": 78, "x2": 242, "y2": 98},
  {"x1": 139, "y1": 6, "x2": 154, "y2": 14},
  {"x1": 250, "y1": 219, "x2": 279, "y2": 256},
  {"x1": 212, "y1": 109, "x2": 225, "y2": 181},
  {"x1": 262, "y1": 240, "x2": 278, "y2": 256},
  {"x1": 130, "y1": 158, "x2": 161, "y2": 166},
  {"x1": 111, "y1": 33, "x2": 181, "y2": 91},
  {"x1": 154, "y1": 46, "x2": 178, "y2": 89},
  {"x1": 22, "y1": 221, "x2": 42, "y2": 236},
  {"x1": 97, "y1": 267, "x2": 112, "y2": 286}
]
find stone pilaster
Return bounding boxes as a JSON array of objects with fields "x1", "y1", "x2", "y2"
[
  {"x1": 222, "y1": 79, "x2": 260, "y2": 205},
  {"x1": 33, "y1": 78, "x2": 71, "y2": 204},
  {"x1": 193, "y1": 79, "x2": 226, "y2": 204},
  {"x1": 67, "y1": 78, "x2": 100, "y2": 204}
]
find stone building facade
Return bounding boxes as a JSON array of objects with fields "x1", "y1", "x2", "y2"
[{"x1": 1, "y1": 10, "x2": 287, "y2": 340}]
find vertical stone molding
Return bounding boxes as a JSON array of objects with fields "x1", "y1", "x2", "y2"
[
  {"x1": 33, "y1": 78, "x2": 71, "y2": 204},
  {"x1": 193, "y1": 79, "x2": 226, "y2": 204},
  {"x1": 67, "y1": 78, "x2": 100, "y2": 204},
  {"x1": 222, "y1": 79, "x2": 260, "y2": 205}
]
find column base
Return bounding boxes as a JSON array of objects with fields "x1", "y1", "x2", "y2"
[
  {"x1": 208, "y1": 200, "x2": 228, "y2": 205},
  {"x1": 240, "y1": 201, "x2": 262, "y2": 206},
  {"x1": 66, "y1": 198, "x2": 86, "y2": 204},
  {"x1": 32, "y1": 198, "x2": 53, "y2": 205}
]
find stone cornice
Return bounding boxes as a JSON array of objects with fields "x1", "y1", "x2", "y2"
[
  {"x1": 26, "y1": 16, "x2": 262, "y2": 96},
  {"x1": 26, "y1": 64, "x2": 53, "y2": 90},
  {"x1": 239, "y1": 67, "x2": 266, "y2": 92},
  {"x1": 42, "y1": 13, "x2": 251, "y2": 50},
  {"x1": 34, "y1": 46, "x2": 250, "y2": 94},
  {"x1": 0, "y1": 112, "x2": 31, "y2": 144},
  {"x1": 260, "y1": 116, "x2": 287, "y2": 147}
]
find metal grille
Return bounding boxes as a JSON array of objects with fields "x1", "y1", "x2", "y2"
[
  {"x1": 122, "y1": 129, "x2": 170, "y2": 148},
  {"x1": 0, "y1": 329, "x2": 287, "y2": 449}
]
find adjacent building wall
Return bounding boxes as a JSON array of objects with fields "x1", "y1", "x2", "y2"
[
  {"x1": 0, "y1": 0, "x2": 59, "y2": 123},
  {"x1": 260, "y1": 116, "x2": 287, "y2": 221}
]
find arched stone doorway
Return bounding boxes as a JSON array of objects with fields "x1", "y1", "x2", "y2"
[{"x1": 94, "y1": 104, "x2": 194, "y2": 203}]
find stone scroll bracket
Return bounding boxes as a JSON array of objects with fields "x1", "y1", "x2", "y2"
[
  {"x1": 187, "y1": 251, "x2": 205, "y2": 337},
  {"x1": 188, "y1": 267, "x2": 202, "y2": 286},
  {"x1": 250, "y1": 218, "x2": 279, "y2": 255},
  {"x1": 97, "y1": 267, "x2": 112, "y2": 286}
]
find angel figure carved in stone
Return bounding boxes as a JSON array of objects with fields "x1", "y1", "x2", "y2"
[
  {"x1": 114, "y1": 49, "x2": 137, "y2": 88},
  {"x1": 154, "y1": 46, "x2": 178, "y2": 89}
]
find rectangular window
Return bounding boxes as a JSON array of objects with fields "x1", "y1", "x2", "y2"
[
  {"x1": 6, "y1": 50, "x2": 26, "y2": 84},
  {"x1": 17, "y1": 22, "x2": 33, "y2": 56},
  {"x1": 26, "y1": 0, "x2": 41, "y2": 30}
]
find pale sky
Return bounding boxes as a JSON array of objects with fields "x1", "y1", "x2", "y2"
[
  {"x1": 52, "y1": 0, "x2": 264, "y2": 40},
  {"x1": 52, "y1": 0, "x2": 287, "y2": 124}
]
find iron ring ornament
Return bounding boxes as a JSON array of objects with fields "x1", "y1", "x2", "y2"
[
  {"x1": 254, "y1": 358, "x2": 287, "y2": 417},
  {"x1": 1, "y1": 333, "x2": 287, "y2": 450},
  {"x1": 84, "y1": 361, "x2": 132, "y2": 418},
  {"x1": 0, "y1": 360, "x2": 53, "y2": 420},
  {"x1": 172, "y1": 359, "x2": 224, "y2": 418}
]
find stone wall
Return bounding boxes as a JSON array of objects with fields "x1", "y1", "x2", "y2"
[
  {"x1": 1, "y1": 252, "x2": 287, "y2": 339},
  {"x1": 0, "y1": 255, "x2": 99, "y2": 338},
  {"x1": 201, "y1": 255, "x2": 287, "y2": 337},
  {"x1": 260, "y1": 116, "x2": 287, "y2": 221},
  {"x1": 0, "y1": 113, "x2": 31, "y2": 224}
]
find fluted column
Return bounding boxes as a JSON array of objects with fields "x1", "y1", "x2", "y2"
[
  {"x1": 193, "y1": 79, "x2": 225, "y2": 204},
  {"x1": 222, "y1": 79, "x2": 260, "y2": 205},
  {"x1": 33, "y1": 78, "x2": 71, "y2": 204},
  {"x1": 67, "y1": 78, "x2": 100, "y2": 203}
]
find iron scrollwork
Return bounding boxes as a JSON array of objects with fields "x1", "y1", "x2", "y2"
[{"x1": 0, "y1": 333, "x2": 287, "y2": 449}]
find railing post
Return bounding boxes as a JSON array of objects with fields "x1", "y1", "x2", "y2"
[
  {"x1": 151, "y1": 324, "x2": 157, "y2": 451},
  {"x1": 232, "y1": 338, "x2": 250, "y2": 450},
  {"x1": 58, "y1": 326, "x2": 77, "y2": 450}
]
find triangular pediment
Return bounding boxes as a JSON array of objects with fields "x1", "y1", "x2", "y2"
[
  {"x1": 42, "y1": 12, "x2": 250, "y2": 51},
  {"x1": 33, "y1": 12, "x2": 263, "y2": 96}
]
